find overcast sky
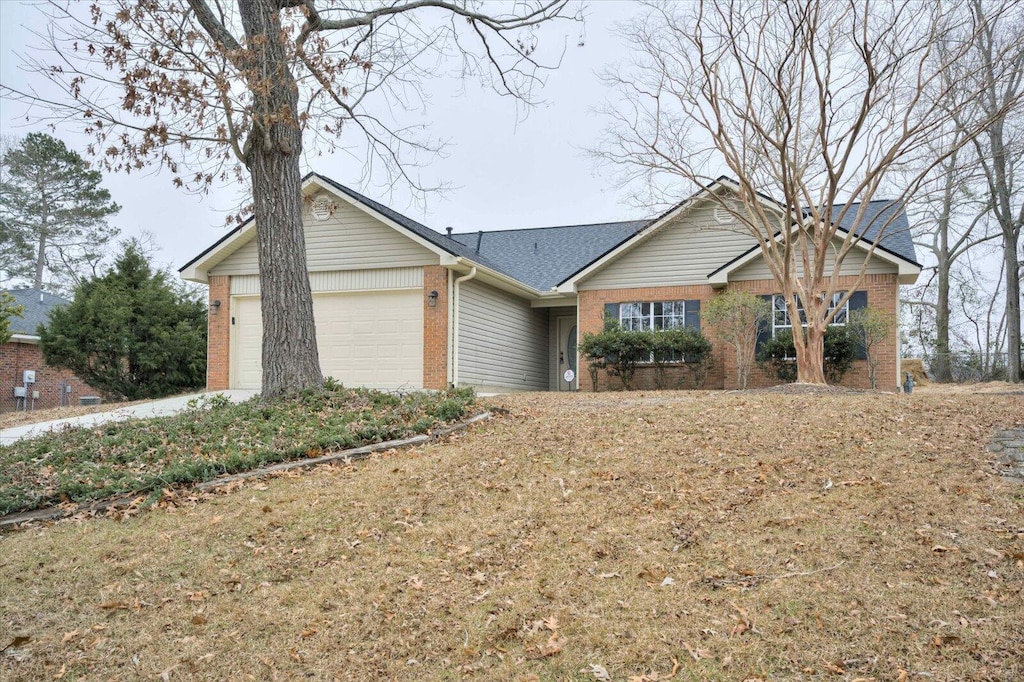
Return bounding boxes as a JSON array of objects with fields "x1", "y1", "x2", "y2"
[{"x1": 0, "y1": 1, "x2": 655, "y2": 276}]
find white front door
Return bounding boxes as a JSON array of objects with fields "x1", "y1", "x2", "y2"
[{"x1": 556, "y1": 315, "x2": 578, "y2": 391}]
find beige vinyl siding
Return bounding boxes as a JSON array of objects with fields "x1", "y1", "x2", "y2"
[
  {"x1": 229, "y1": 267, "x2": 423, "y2": 295},
  {"x1": 458, "y1": 280, "x2": 549, "y2": 391},
  {"x1": 579, "y1": 203, "x2": 759, "y2": 290},
  {"x1": 730, "y1": 239, "x2": 899, "y2": 281},
  {"x1": 209, "y1": 201, "x2": 438, "y2": 276}
]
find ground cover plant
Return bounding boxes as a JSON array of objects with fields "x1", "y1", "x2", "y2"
[
  {"x1": 0, "y1": 382, "x2": 475, "y2": 516},
  {"x1": 0, "y1": 390, "x2": 1021, "y2": 680}
]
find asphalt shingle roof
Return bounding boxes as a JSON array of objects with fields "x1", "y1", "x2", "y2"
[
  {"x1": 448, "y1": 221, "x2": 649, "y2": 291},
  {"x1": 180, "y1": 173, "x2": 919, "y2": 292},
  {"x1": 4, "y1": 288, "x2": 69, "y2": 337},
  {"x1": 830, "y1": 200, "x2": 918, "y2": 266}
]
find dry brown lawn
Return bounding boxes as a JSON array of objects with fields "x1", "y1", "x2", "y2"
[
  {"x1": 1, "y1": 391, "x2": 1022, "y2": 681},
  {"x1": 0, "y1": 401, "x2": 139, "y2": 430}
]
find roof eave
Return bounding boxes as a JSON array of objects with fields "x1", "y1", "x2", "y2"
[
  {"x1": 178, "y1": 173, "x2": 463, "y2": 284},
  {"x1": 451, "y1": 257, "x2": 542, "y2": 299},
  {"x1": 705, "y1": 223, "x2": 922, "y2": 285}
]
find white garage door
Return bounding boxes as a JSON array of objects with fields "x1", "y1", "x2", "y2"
[{"x1": 231, "y1": 290, "x2": 424, "y2": 390}]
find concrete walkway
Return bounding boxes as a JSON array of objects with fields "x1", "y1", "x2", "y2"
[{"x1": 0, "y1": 390, "x2": 259, "y2": 446}]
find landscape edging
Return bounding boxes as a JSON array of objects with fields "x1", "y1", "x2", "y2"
[{"x1": 0, "y1": 410, "x2": 493, "y2": 532}]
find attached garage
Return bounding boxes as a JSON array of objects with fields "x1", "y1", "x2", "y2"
[
  {"x1": 230, "y1": 289, "x2": 424, "y2": 390},
  {"x1": 180, "y1": 172, "x2": 565, "y2": 395}
]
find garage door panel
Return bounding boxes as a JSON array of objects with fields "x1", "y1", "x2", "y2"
[{"x1": 231, "y1": 290, "x2": 423, "y2": 390}]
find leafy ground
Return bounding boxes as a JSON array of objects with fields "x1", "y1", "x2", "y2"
[
  {"x1": 0, "y1": 400, "x2": 139, "y2": 430},
  {"x1": 0, "y1": 384, "x2": 475, "y2": 516},
  {"x1": 1, "y1": 390, "x2": 1022, "y2": 681}
]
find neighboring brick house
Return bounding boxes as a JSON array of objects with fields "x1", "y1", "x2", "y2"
[
  {"x1": 180, "y1": 174, "x2": 921, "y2": 394},
  {"x1": 1, "y1": 288, "x2": 104, "y2": 412}
]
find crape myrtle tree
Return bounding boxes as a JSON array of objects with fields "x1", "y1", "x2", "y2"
[
  {"x1": 702, "y1": 289, "x2": 771, "y2": 390},
  {"x1": 0, "y1": 133, "x2": 120, "y2": 294},
  {"x1": 4, "y1": 0, "x2": 579, "y2": 398},
  {"x1": 598, "y1": 0, "x2": 1019, "y2": 384}
]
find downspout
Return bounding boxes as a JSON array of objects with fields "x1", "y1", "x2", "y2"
[
  {"x1": 451, "y1": 266, "x2": 478, "y2": 388},
  {"x1": 896, "y1": 293, "x2": 902, "y2": 391}
]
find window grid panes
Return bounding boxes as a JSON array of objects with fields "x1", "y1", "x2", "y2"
[
  {"x1": 620, "y1": 300, "x2": 691, "y2": 363},
  {"x1": 772, "y1": 293, "x2": 849, "y2": 336},
  {"x1": 620, "y1": 300, "x2": 689, "y2": 331}
]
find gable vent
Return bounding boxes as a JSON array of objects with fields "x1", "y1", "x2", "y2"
[
  {"x1": 713, "y1": 201, "x2": 739, "y2": 224},
  {"x1": 311, "y1": 194, "x2": 333, "y2": 221}
]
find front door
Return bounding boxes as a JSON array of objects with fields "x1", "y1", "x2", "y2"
[{"x1": 556, "y1": 315, "x2": 578, "y2": 391}]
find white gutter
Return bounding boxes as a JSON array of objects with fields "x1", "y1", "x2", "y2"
[{"x1": 451, "y1": 266, "x2": 478, "y2": 387}]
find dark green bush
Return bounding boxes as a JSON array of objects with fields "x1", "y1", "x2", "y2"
[
  {"x1": 756, "y1": 326, "x2": 858, "y2": 383},
  {"x1": 579, "y1": 322, "x2": 713, "y2": 390},
  {"x1": 650, "y1": 327, "x2": 714, "y2": 388}
]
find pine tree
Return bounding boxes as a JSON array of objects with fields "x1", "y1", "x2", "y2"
[
  {"x1": 0, "y1": 133, "x2": 120, "y2": 294},
  {"x1": 40, "y1": 240, "x2": 207, "y2": 400}
]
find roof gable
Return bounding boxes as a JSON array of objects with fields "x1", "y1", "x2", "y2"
[
  {"x1": 180, "y1": 174, "x2": 496, "y2": 283},
  {"x1": 557, "y1": 178, "x2": 920, "y2": 291},
  {"x1": 707, "y1": 199, "x2": 921, "y2": 285}
]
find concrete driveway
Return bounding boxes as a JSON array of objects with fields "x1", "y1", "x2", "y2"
[{"x1": 0, "y1": 390, "x2": 259, "y2": 446}]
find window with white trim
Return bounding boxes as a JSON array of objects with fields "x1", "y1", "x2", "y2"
[
  {"x1": 772, "y1": 293, "x2": 849, "y2": 337},
  {"x1": 619, "y1": 300, "x2": 696, "y2": 363},
  {"x1": 620, "y1": 301, "x2": 690, "y2": 331}
]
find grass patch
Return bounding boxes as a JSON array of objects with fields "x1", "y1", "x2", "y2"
[
  {"x1": 0, "y1": 391, "x2": 1021, "y2": 681},
  {"x1": 0, "y1": 382, "x2": 475, "y2": 516}
]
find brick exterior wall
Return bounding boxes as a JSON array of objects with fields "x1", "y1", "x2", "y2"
[
  {"x1": 422, "y1": 265, "x2": 449, "y2": 390},
  {"x1": 0, "y1": 340, "x2": 103, "y2": 412},
  {"x1": 206, "y1": 275, "x2": 231, "y2": 391},
  {"x1": 578, "y1": 273, "x2": 901, "y2": 392},
  {"x1": 727, "y1": 274, "x2": 900, "y2": 391},
  {"x1": 579, "y1": 284, "x2": 725, "y2": 392}
]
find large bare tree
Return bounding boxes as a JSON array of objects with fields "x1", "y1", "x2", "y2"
[
  {"x1": 910, "y1": 138, "x2": 998, "y2": 382},
  {"x1": 599, "y1": 0, "x2": 1014, "y2": 384},
  {"x1": 2, "y1": 0, "x2": 577, "y2": 397},
  {"x1": 944, "y1": 0, "x2": 1024, "y2": 382}
]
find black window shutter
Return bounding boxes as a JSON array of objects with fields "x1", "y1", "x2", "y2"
[
  {"x1": 603, "y1": 303, "x2": 620, "y2": 330},
  {"x1": 755, "y1": 294, "x2": 773, "y2": 352},
  {"x1": 685, "y1": 300, "x2": 701, "y2": 330},
  {"x1": 848, "y1": 290, "x2": 868, "y2": 359}
]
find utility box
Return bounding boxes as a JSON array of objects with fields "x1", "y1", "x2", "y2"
[
  {"x1": 13, "y1": 386, "x2": 26, "y2": 398},
  {"x1": 79, "y1": 396, "x2": 102, "y2": 406},
  {"x1": 23, "y1": 370, "x2": 36, "y2": 384}
]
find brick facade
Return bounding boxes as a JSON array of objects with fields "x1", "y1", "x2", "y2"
[
  {"x1": 206, "y1": 275, "x2": 231, "y2": 391},
  {"x1": 422, "y1": 265, "x2": 449, "y2": 390},
  {"x1": 0, "y1": 340, "x2": 103, "y2": 412},
  {"x1": 579, "y1": 284, "x2": 725, "y2": 391},
  {"x1": 577, "y1": 273, "x2": 901, "y2": 392}
]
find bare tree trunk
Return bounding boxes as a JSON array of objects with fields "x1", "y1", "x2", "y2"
[
  {"x1": 794, "y1": 323, "x2": 827, "y2": 384},
  {"x1": 934, "y1": 258, "x2": 953, "y2": 382},
  {"x1": 1004, "y1": 232, "x2": 1022, "y2": 380},
  {"x1": 239, "y1": 0, "x2": 322, "y2": 398},
  {"x1": 34, "y1": 229, "x2": 46, "y2": 291}
]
